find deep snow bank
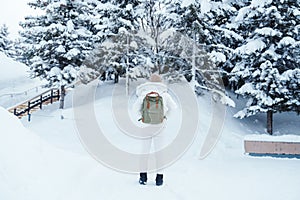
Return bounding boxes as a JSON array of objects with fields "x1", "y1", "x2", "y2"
[
  {"x1": 0, "y1": 53, "x2": 44, "y2": 108},
  {"x1": 0, "y1": 107, "x2": 92, "y2": 200},
  {"x1": 0, "y1": 53, "x2": 29, "y2": 83},
  {"x1": 0, "y1": 107, "x2": 45, "y2": 199},
  {"x1": 0, "y1": 52, "x2": 39, "y2": 93},
  {"x1": 0, "y1": 107, "x2": 43, "y2": 182}
]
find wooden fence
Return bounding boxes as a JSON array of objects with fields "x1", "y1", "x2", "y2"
[{"x1": 8, "y1": 88, "x2": 60, "y2": 119}]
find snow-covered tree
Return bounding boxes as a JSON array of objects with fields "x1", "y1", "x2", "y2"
[
  {"x1": 18, "y1": 0, "x2": 102, "y2": 108},
  {"x1": 178, "y1": 0, "x2": 243, "y2": 67},
  {"x1": 82, "y1": 31, "x2": 151, "y2": 81},
  {"x1": 83, "y1": 0, "x2": 186, "y2": 81},
  {"x1": 19, "y1": 0, "x2": 99, "y2": 89},
  {"x1": 232, "y1": 0, "x2": 300, "y2": 134},
  {"x1": 133, "y1": 0, "x2": 182, "y2": 74},
  {"x1": 170, "y1": 0, "x2": 239, "y2": 105},
  {"x1": 0, "y1": 24, "x2": 11, "y2": 54},
  {"x1": 78, "y1": 0, "x2": 145, "y2": 92},
  {"x1": 92, "y1": 0, "x2": 140, "y2": 40},
  {"x1": 281, "y1": 68, "x2": 300, "y2": 113},
  {"x1": 83, "y1": 0, "x2": 233, "y2": 89}
]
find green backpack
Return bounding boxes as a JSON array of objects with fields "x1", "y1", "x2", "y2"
[{"x1": 140, "y1": 91, "x2": 165, "y2": 124}]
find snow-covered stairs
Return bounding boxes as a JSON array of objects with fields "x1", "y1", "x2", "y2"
[{"x1": 8, "y1": 88, "x2": 60, "y2": 118}]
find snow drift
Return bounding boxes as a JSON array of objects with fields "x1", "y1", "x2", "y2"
[{"x1": 0, "y1": 107, "x2": 92, "y2": 200}]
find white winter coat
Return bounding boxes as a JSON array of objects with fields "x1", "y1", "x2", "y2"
[{"x1": 133, "y1": 82, "x2": 177, "y2": 120}]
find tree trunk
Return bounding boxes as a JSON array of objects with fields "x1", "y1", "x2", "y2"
[
  {"x1": 267, "y1": 110, "x2": 273, "y2": 135},
  {"x1": 126, "y1": 34, "x2": 130, "y2": 96},
  {"x1": 59, "y1": 85, "x2": 66, "y2": 109},
  {"x1": 114, "y1": 72, "x2": 119, "y2": 83}
]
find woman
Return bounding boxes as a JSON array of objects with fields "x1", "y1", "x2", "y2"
[{"x1": 133, "y1": 74, "x2": 177, "y2": 186}]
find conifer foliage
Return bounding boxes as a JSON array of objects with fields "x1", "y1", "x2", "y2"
[
  {"x1": 19, "y1": 0, "x2": 99, "y2": 87},
  {"x1": 232, "y1": 1, "x2": 300, "y2": 112},
  {"x1": 232, "y1": 0, "x2": 300, "y2": 133},
  {"x1": 0, "y1": 24, "x2": 11, "y2": 54}
]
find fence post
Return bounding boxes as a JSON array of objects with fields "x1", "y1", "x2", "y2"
[
  {"x1": 27, "y1": 101, "x2": 31, "y2": 121},
  {"x1": 40, "y1": 95, "x2": 43, "y2": 109},
  {"x1": 27, "y1": 101, "x2": 31, "y2": 115},
  {"x1": 51, "y1": 89, "x2": 54, "y2": 104}
]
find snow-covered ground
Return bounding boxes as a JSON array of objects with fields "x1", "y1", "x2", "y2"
[
  {"x1": 0, "y1": 53, "x2": 300, "y2": 200},
  {"x1": 0, "y1": 52, "x2": 45, "y2": 108}
]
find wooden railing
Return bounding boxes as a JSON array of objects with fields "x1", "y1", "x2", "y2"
[
  {"x1": 8, "y1": 88, "x2": 60, "y2": 120},
  {"x1": 0, "y1": 86, "x2": 42, "y2": 99}
]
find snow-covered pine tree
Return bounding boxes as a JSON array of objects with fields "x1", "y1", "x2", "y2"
[
  {"x1": 135, "y1": 0, "x2": 178, "y2": 75},
  {"x1": 232, "y1": 0, "x2": 300, "y2": 134},
  {"x1": 84, "y1": 0, "x2": 185, "y2": 82},
  {"x1": 173, "y1": 0, "x2": 238, "y2": 105},
  {"x1": 281, "y1": 68, "x2": 300, "y2": 114},
  {"x1": 124, "y1": 0, "x2": 198, "y2": 83},
  {"x1": 0, "y1": 24, "x2": 11, "y2": 54},
  {"x1": 83, "y1": 0, "x2": 212, "y2": 86},
  {"x1": 92, "y1": 0, "x2": 140, "y2": 40},
  {"x1": 82, "y1": 31, "x2": 150, "y2": 81},
  {"x1": 18, "y1": 0, "x2": 100, "y2": 108},
  {"x1": 151, "y1": 0, "x2": 192, "y2": 82},
  {"x1": 80, "y1": 0, "x2": 145, "y2": 86}
]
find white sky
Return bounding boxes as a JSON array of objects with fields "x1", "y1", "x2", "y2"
[{"x1": 0, "y1": 0, "x2": 38, "y2": 38}]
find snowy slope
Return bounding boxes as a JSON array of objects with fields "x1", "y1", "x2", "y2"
[
  {"x1": 0, "y1": 107, "x2": 102, "y2": 200},
  {"x1": 0, "y1": 52, "x2": 44, "y2": 108}
]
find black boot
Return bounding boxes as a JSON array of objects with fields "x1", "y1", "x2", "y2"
[
  {"x1": 155, "y1": 174, "x2": 163, "y2": 186},
  {"x1": 139, "y1": 172, "x2": 147, "y2": 185}
]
